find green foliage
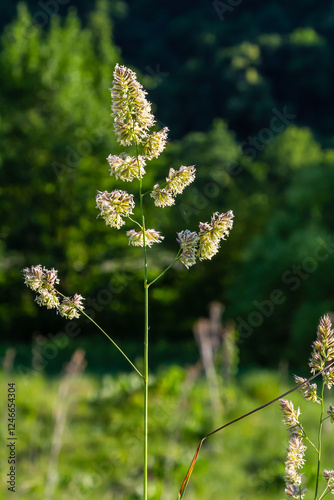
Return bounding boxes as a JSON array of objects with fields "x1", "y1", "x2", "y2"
[
  {"x1": 1, "y1": 1, "x2": 334, "y2": 371},
  {"x1": 1, "y1": 366, "x2": 333, "y2": 499},
  {"x1": 0, "y1": 367, "x2": 309, "y2": 499}
]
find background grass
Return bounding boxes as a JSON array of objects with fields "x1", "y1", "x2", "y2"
[{"x1": 1, "y1": 361, "x2": 333, "y2": 500}]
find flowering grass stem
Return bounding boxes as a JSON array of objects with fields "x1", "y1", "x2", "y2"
[
  {"x1": 128, "y1": 215, "x2": 142, "y2": 229},
  {"x1": 23, "y1": 65, "x2": 236, "y2": 500},
  {"x1": 148, "y1": 252, "x2": 181, "y2": 288},
  {"x1": 136, "y1": 143, "x2": 149, "y2": 500},
  {"x1": 315, "y1": 383, "x2": 325, "y2": 500},
  {"x1": 58, "y1": 291, "x2": 144, "y2": 379},
  {"x1": 177, "y1": 360, "x2": 334, "y2": 500}
]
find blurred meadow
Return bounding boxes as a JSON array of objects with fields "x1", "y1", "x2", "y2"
[{"x1": 1, "y1": 1, "x2": 334, "y2": 498}]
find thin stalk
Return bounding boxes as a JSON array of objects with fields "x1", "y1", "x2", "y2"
[
  {"x1": 148, "y1": 252, "x2": 181, "y2": 288},
  {"x1": 319, "y1": 487, "x2": 330, "y2": 500},
  {"x1": 143, "y1": 281, "x2": 149, "y2": 500},
  {"x1": 177, "y1": 361, "x2": 334, "y2": 500},
  {"x1": 303, "y1": 433, "x2": 318, "y2": 453},
  {"x1": 136, "y1": 144, "x2": 149, "y2": 500},
  {"x1": 56, "y1": 291, "x2": 144, "y2": 379},
  {"x1": 128, "y1": 215, "x2": 143, "y2": 229},
  {"x1": 314, "y1": 382, "x2": 325, "y2": 500}
]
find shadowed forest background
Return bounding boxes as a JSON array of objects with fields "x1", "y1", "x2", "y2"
[
  {"x1": 1, "y1": 1, "x2": 334, "y2": 499},
  {"x1": 1, "y1": 0, "x2": 334, "y2": 370}
]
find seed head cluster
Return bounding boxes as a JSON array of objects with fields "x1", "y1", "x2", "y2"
[
  {"x1": 294, "y1": 375, "x2": 320, "y2": 404},
  {"x1": 279, "y1": 315, "x2": 334, "y2": 500},
  {"x1": 177, "y1": 230, "x2": 200, "y2": 269},
  {"x1": 151, "y1": 165, "x2": 196, "y2": 208},
  {"x1": 24, "y1": 65, "x2": 235, "y2": 332},
  {"x1": 309, "y1": 314, "x2": 334, "y2": 388},
  {"x1": 107, "y1": 154, "x2": 146, "y2": 182},
  {"x1": 323, "y1": 470, "x2": 334, "y2": 493},
  {"x1": 95, "y1": 190, "x2": 135, "y2": 229},
  {"x1": 197, "y1": 211, "x2": 234, "y2": 261},
  {"x1": 279, "y1": 399, "x2": 307, "y2": 498},
  {"x1": 23, "y1": 265, "x2": 84, "y2": 319},
  {"x1": 111, "y1": 64, "x2": 155, "y2": 146},
  {"x1": 126, "y1": 229, "x2": 164, "y2": 248}
]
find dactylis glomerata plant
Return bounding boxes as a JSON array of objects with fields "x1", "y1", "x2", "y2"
[
  {"x1": 23, "y1": 64, "x2": 234, "y2": 500},
  {"x1": 280, "y1": 314, "x2": 334, "y2": 500}
]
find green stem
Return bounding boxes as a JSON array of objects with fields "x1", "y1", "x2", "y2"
[
  {"x1": 136, "y1": 144, "x2": 149, "y2": 500},
  {"x1": 56, "y1": 291, "x2": 144, "y2": 379},
  {"x1": 148, "y1": 252, "x2": 181, "y2": 288},
  {"x1": 319, "y1": 487, "x2": 330, "y2": 500},
  {"x1": 144, "y1": 281, "x2": 149, "y2": 500},
  {"x1": 314, "y1": 383, "x2": 325, "y2": 500},
  {"x1": 128, "y1": 215, "x2": 143, "y2": 229},
  {"x1": 304, "y1": 434, "x2": 318, "y2": 453}
]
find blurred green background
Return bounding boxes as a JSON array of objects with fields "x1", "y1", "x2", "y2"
[{"x1": 1, "y1": 1, "x2": 334, "y2": 498}]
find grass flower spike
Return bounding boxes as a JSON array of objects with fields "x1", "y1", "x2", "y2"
[
  {"x1": 111, "y1": 64, "x2": 155, "y2": 146},
  {"x1": 23, "y1": 265, "x2": 59, "y2": 292},
  {"x1": 108, "y1": 153, "x2": 146, "y2": 182},
  {"x1": 327, "y1": 404, "x2": 334, "y2": 423},
  {"x1": 23, "y1": 63, "x2": 236, "y2": 500},
  {"x1": 294, "y1": 375, "x2": 320, "y2": 403},
  {"x1": 126, "y1": 229, "x2": 164, "y2": 247},
  {"x1": 285, "y1": 435, "x2": 307, "y2": 495},
  {"x1": 35, "y1": 289, "x2": 60, "y2": 309},
  {"x1": 166, "y1": 165, "x2": 196, "y2": 195},
  {"x1": 23, "y1": 265, "x2": 84, "y2": 318},
  {"x1": 177, "y1": 230, "x2": 200, "y2": 269},
  {"x1": 323, "y1": 470, "x2": 334, "y2": 493},
  {"x1": 197, "y1": 211, "x2": 234, "y2": 261},
  {"x1": 279, "y1": 399, "x2": 303, "y2": 436},
  {"x1": 142, "y1": 127, "x2": 169, "y2": 159},
  {"x1": 96, "y1": 189, "x2": 135, "y2": 229},
  {"x1": 151, "y1": 165, "x2": 196, "y2": 208},
  {"x1": 150, "y1": 184, "x2": 175, "y2": 207},
  {"x1": 309, "y1": 314, "x2": 334, "y2": 388},
  {"x1": 58, "y1": 294, "x2": 85, "y2": 320}
]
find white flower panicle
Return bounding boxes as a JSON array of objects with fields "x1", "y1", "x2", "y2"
[
  {"x1": 176, "y1": 230, "x2": 200, "y2": 269},
  {"x1": 279, "y1": 399, "x2": 307, "y2": 499},
  {"x1": 142, "y1": 127, "x2": 169, "y2": 160},
  {"x1": 285, "y1": 484, "x2": 307, "y2": 499},
  {"x1": 58, "y1": 294, "x2": 85, "y2": 320},
  {"x1": 35, "y1": 289, "x2": 60, "y2": 309},
  {"x1": 111, "y1": 64, "x2": 155, "y2": 146},
  {"x1": 166, "y1": 165, "x2": 196, "y2": 195},
  {"x1": 284, "y1": 436, "x2": 307, "y2": 497},
  {"x1": 126, "y1": 229, "x2": 164, "y2": 248},
  {"x1": 323, "y1": 470, "x2": 334, "y2": 493},
  {"x1": 279, "y1": 399, "x2": 303, "y2": 436},
  {"x1": 22, "y1": 266, "x2": 84, "y2": 319},
  {"x1": 150, "y1": 184, "x2": 175, "y2": 207},
  {"x1": 294, "y1": 375, "x2": 320, "y2": 403},
  {"x1": 23, "y1": 264, "x2": 59, "y2": 293},
  {"x1": 151, "y1": 165, "x2": 196, "y2": 208},
  {"x1": 197, "y1": 211, "x2": 234, "y2": 261},
  {"x1": 96, "y1": 190, "x2": 135, "y2": 229},
  {"x1": 107, "y1": 153, "x2": 146, "y2": 182},
  {"x1": 285, "y1": 436, "x2": 307, "y2": 481},
  {"x1": 328, "y1": 405, "x2": 334, "y2": 423},
  {"x1": 309, "y1": 314, "x2": 334, "y2": 389}
]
